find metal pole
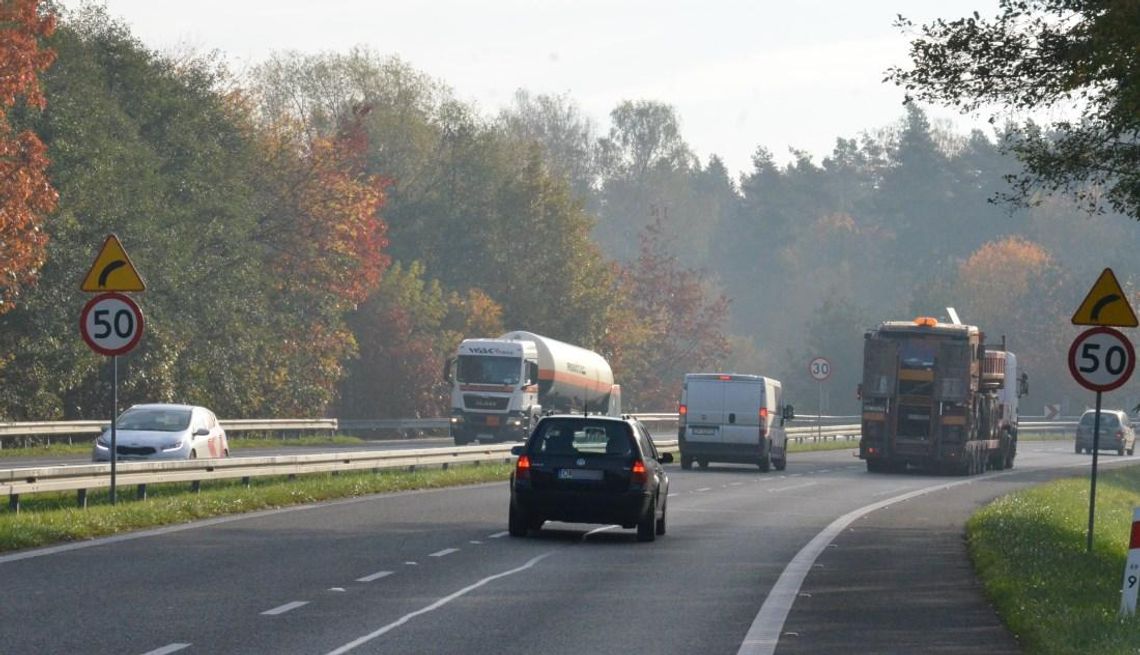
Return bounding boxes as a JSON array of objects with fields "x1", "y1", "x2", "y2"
[
  {"x1": 110, "y1": 354, "x2": 118, "y2": 505},
  {"x1": 1087, "y1": 390, "x2": 1103, "y2": 553},
  {"x1": 817, "y1": 381, "x2": 823, "y2": 442}
]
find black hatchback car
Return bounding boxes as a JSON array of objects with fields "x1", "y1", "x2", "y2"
[{"x1": 509, "y1": 414, "x2": 672, "y2": 541}]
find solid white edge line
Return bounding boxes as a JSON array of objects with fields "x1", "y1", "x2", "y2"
[
  {"x1": 325, "y1": 552, "x2": 553, "y2": 655},
  {"x1": 735, "y1": 460, "x2": 1095, "y2": 655},
  {"x1": 429, "y1": 548, "x2": 459, "y2": 557},
  {"x1": 261, "y1": 601, "x2": 309, "y2": 616},
  {"x1": 140, "y1": 644, "x2": 191, "y2": 655},
  {"x1": 356, "y1": 570, "x2": 393, "y2": 583}
]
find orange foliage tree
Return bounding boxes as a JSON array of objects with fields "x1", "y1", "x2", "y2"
[{"x1": 0, "y1": 0, "x2": 57, "y2": 314}]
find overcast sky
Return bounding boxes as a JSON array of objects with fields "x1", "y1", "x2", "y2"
[{"x1": 82, "y1": 0, "x2": 1003, "y2": 177}]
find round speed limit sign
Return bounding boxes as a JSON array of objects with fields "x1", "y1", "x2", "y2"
[
  {"x1": 809, "y1": 356, "x2": 832, "y2": 381},
  {"x1": 80, "y1": 292, "x2": 144, "y2": 356},
  {"x1": 1068, "y1": 326, "x2": 1135, "y2": 392}
]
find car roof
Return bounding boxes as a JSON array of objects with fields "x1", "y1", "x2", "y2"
[
  {"x1": 1081, "y1": 409, "x2": 1126, "y2": 417},
  {"x1": 538, "y1": 414, "x2": 636, "y2": 424},
  {"x1": 127, "y1": 403, "x2": 203, "y2": 411}
]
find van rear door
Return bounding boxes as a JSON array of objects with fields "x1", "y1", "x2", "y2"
[
  {"x1": 684, "y1": 378, "x2": 725, "y2": 444},
  {"x1": 721, "y1": 380, "x2": 765, "y2": 446}
]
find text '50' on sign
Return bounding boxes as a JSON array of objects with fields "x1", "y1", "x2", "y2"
[
  {"x1": 1068, "y1": 327, "x2": 1135, "y2": 393},
  {"x1": 79, "y1": 293, "x2": 145, "y2": 356}
]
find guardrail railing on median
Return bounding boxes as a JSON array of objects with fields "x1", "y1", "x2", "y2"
[{"x1": 0, "y1": 418, "x2": 339, "y2": 448}]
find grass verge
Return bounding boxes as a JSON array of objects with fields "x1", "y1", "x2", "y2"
[
  {"x1": 0, "y1": 463, "x2": 512, "y2": 553},
  {"x1": 968, "y1": 465, "x2": 1140, "y2": 654}
]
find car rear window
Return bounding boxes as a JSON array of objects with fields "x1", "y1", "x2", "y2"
[
  {"x1": 531, "y1": 419, "x2": 634, "y2": 457},
  {"x1": 1080, "y1": 413, "x2": 1121, "y2": 428}
]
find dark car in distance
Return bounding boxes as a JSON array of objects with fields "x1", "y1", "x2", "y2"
[{"x1": 509, "y1": 414, "x2": 672, "y2": 542}]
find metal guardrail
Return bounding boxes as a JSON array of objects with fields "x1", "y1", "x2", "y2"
[{"x1": 0, "y1": 418, "x2": 339, "y2": 447}]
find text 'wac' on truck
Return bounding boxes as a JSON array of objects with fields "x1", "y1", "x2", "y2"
[
  {"x1": 444, "y1": 331, "x2": 621, "y2": 445},
  {"x1": 858, "y1": 316, "x2": 1028, "y2": 475}
]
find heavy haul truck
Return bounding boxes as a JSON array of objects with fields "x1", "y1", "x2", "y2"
[
  {"x1": 445, "y1": 331, "x2": 620, "y2": 445},
  {"x1": 858, "y1": 317, "x2": 1026, "y2": 474}
]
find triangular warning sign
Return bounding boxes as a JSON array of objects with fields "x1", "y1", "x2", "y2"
[
  {"x1": 80, "y1": 234, "x2": 146, "y2": 292},
  {"x1": 1072, "y1": 268, "x2": 1137, "y2": 327}
]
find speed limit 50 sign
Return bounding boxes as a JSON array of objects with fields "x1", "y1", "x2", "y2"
[
  {"x1": 1068, "y1": 326, "x2": 1135, "y2": 392},
  {"x1": 80, "y1": 292, "x2": 144, "y2": 356}
]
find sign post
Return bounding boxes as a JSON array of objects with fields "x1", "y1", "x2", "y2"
[
  {"x1": 1122, "y1": 508, "x2": 1140, "y2": 617},
  {"x1": 80, "y1": 235, "x2": 146, "y2": 505},
  {"x1": 1068, "y1": 326, "x2": 1135, "y2": 553},
  {"x1": 809, "y1": 357, "x2": 831, "y2": 442}
]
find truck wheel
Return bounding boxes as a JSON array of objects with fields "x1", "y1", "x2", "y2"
[
  {"x1": 698, "y1": 459, "x2": 709, "y2": 469},
  {"x1": 681, "y1": 455, "x2": 693, "y2": 470},
  {"x1": 508, "y1": 503, "x2": 529, "y2": 537}
]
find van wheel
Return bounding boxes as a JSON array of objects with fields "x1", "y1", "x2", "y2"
[
  {"x1": 681, "y1": 455, "x2": 693, "y2": 470},
  {"x1": 758, "y1": 452, "x2": 771, "y2": 472},
  {"x1": 774, "y1": 457, "x2": 786, "y2": 471}
]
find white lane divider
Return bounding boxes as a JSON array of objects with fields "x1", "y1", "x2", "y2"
[
  {"x1": 262, "y1": 601, "x2": 309, "y2": 616},
  {"x1": 356, "y1": 570, "x2": 393, "y2": 583},
  {"x1": 469, "y1": 540, "x2": 483, "y2": 544},
  {"x1": 768, "y1": 482, "x2": 818, "y2": 494},
  {"x1": 140, "y1": 644, "x2": 190, "y2": 655},
  {"x1": 696, "y1": 487, "x2": 713, "y2": 493},
  {"x1": 487, "y1": 531, "x2": 509, "y2": 539},
  {"x1": 429, "y1": 548, "x2": 459, "y2": 558},
  {"x1": 325, "y1": 552, "x2": 554, "y2": 654}
]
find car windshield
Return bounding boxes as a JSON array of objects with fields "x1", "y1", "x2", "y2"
[
  {"x1": 457, "y1": 355, "x2": 521, "y2": 385},
  {"x1": 531, "y1": 419, "x2": 633, "y2": 457},
  {"x1": 117, "y1": 407, "x2": 192, "y2": 432},
  {"x1": 1079, "y1": 413, "x2": 1120, "y2": 428}
]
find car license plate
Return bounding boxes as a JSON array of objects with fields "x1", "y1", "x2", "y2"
[
  {"x1": 558, "y1": 468, "x2": 603, "y2": 481},
  {"x1": 486, "y1": 416, "x2": 500, "y2": 426},
  {"x1": 690, "y1": 427, "x2": 716, "y2": 435}
]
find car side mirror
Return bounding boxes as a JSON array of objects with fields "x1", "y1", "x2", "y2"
[
  {"x1": 193, "y1": 427, "x2": 210, "y2": 436},
  {"x1": 659, "y1": 452, "x2": 674, "y2": 464},
  {"x1": 510, "y1": 445, "x2": 524, "y2": 456}
]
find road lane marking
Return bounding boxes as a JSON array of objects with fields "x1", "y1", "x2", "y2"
[
  {"x1": 769, "y1": 482, "x2": 818, "y2": 493},
  {"x1": 488, "y1": 531, "x2": 509, "y2": 539},
  {"x1": 356, "y1": 570, "x2": 393, "y2": 583},
  {"x1": 871, "y1": 486, "x2": 911, "y2": 498},
  {"x1": 325, "y1": 552, "x2": 554, "y2": 654},
  {"x1": 262, "y1": 601, "x2": 309, "y2": 616},
  {"x1": 733, "y1": 460, "x2": 1103, "y2": 655},
  {"x1": 429, "y1": 548, "x2": 459, "y2": 557},
  {"x1": 696, "y1": 487, "x2": 713, "y2": 492},
  {"x1": 140, "y1": 645, "x2": 190, "y2": 655},
  {"x1": 469, "y1": 540, "x2": 483, "y2": 544},
  {"x1": 329, "y1": 587, "x2": 346, "y2": 592},
  {"x1": 730, "y1": 482, "x2": 744, "y2": 486}
]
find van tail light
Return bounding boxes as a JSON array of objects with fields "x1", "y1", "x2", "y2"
[
  {"x1": 631, "y1": 459, "x2": 648, "y2": 485},
  {"x1": 678, "y1": 404, "x2": 687, "y2": 419},
  {"x1": 516, "y1": 454, "x2": 531, "y2": 481},
  {"x1": 759, "y1": 407, "x2": 769, "y2": 438}
]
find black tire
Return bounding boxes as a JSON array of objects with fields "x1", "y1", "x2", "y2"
[
  {"x1": 681, "y1": 455, "x2": 693, "y2": 470},
  {"x1": 1119, "y1": 445, "x2": 1126, "y2": 456},
  {"x1": 189, "y1": 450, "x2": 197, "y2": 460},
  {"x1": 637, "y1": 499, "x2": 656, "y2": 542},
  {"x1": 1075, "y1": 443, "x2": 1082, "y2": 454},
  {"x1": 698, "y1": 459, "x2": 709, "y2": 469},
  {"x1": 866, "y1": 459, "x2": 886, "y2": 473},
  {"x1": 758, "y1": 450, "x2": 771, "y2": 472},
  {"x1": 774, "y1": 456, "x2": 786, "y2": 471},
  {"x1": 655, "y1": 500, "x2": 667, "y2": 536},
  {"x1": 1130, "y1": 446, "x2": 1135, "y2": 456},
  {"x1": 508, "y1": 503, "x2": 529, "y2": 538}
]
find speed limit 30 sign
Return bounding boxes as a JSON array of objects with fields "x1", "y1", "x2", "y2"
[
  {"x1": 80, "y1": 292, "x2": 144, "y2": 356},
  {"x1": 1068, "y1": 326, "x2": 1135, "y2": 392}
]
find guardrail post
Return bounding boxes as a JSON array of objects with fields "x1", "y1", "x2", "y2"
[
  {"x1": 190, "y1": 480, "x2": 201, "y2": 493},
  {"x1": 8, "y1": 494, "x2": 19, "y2": 513},
  {"x1": 136, "y1": 484, "x2": 147, "y2": 500},
  {"x1": 242, "y1": 476, "x2": 250, "y2": 487},
  {"x1": 77, "y1": 488, "x2": 87, "y2": 508}
]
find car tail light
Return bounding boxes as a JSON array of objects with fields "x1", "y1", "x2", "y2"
[
  {"x1": 631, "y1": 459, "x2": 648, "y2": 485},
  {"x1": 1118, "y1": 430, "x2": 1125, "y2": 439},
  {"x1": 516, "y1": 454, "x2": 531, "y2": 481}
]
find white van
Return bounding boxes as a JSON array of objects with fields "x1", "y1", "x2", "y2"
[{"x1": 677, "y1": 373, "x2": 793, "y2": 472}]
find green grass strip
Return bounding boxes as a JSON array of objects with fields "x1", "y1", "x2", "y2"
[
  {"x1": 968, "y1": 465, "x2": 1140, "y2": 654},
  {"x1": 0, "y1": 463, "x2": 512, "y2": 553}
]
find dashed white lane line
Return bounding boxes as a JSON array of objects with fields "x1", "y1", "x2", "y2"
[
  {"x1": 140, "y1": 644, "x2": 190, "y2": 655},
  {"x1": 404, "y1": 561, "x2": 418, "y2": 566},
  {"x1": 325, "y1": 552, "x2": 554, "y2": 655},
  {"x1": 788, "y1": 473, "x2": 804, "y2": 478},
  {"x1": 429, "y1": 548, "x2": 459, "y2": 558},
  {"x1": 696, "y1": 487, "x2": 713, "y2": 493},
  {"x1": 356, "y1": 570, "x2": 393, "y2": 583},
  {"x1": 730, "y1": 482, "x2": 744, "y2": 486},
  {"x1": 329, "y1": 587, "x2": 346, "y2": 592},
  {"x1": 769, "y1": 482, "x2": 819, "y2": 493},
  {"x1": 469, "y1": 540, "x2": 483, "y2": 545},
  {"x1": 262, "y1": 601, "x2": 309, "y2": 616},
  {"x1": 818, "y1": 469, "x2": 832, "y2": 473},
  {"x1": 488, "y1": 531, "x2": 509, "y2": 539}
]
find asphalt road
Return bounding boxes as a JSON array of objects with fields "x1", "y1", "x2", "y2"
[{"x1": 0, "y1": 441, "x2": 1127, "y2": 654}]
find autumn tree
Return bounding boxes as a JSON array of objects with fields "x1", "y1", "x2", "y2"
[
  {"x1": 888, "y1": 1, "x2": 1140, "y2": 218},
  {"x1": 0, "y1": 0, "x2": 57, "y2": 315}
]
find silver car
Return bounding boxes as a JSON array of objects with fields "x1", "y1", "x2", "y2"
[
  {"x1": 92, "y1": 404, "x2": 229, "y2": 461},
  {"x1": 1075, "y1": 409, "x2": 1135, "y2": 456}
]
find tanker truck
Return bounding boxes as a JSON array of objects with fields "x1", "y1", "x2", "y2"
[{"x1": 445, "y1": 331, "x2": 621, "y2": 445}]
